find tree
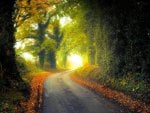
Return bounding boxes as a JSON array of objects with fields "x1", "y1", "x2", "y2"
[
  {"x1": 48, "y1": 20, "x2": 63, "y2": 68},
  {"x1": 0, "y1": 0, "x2": 22, "y2": 86},
  {"x1": 15, "y1": 0, "x2": 63, "y2": 69},
  {"x1": 15, "y1": 0, "x2": 61, "y2": 27},
  {"x1": 59, "y1": 0, "x2": 150, "y2": 81}
]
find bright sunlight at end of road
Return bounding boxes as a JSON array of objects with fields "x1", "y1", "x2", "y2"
[{"x1": 67, "y1": 54, "x2": 83, "y2": 70}]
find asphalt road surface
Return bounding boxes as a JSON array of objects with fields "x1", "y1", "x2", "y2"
[{"x1": 42, "y1": 71, "x2": 131, "y2": 113}]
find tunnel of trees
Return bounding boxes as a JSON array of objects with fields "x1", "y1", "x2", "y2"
[{"x1": 0, "y1": 0, "x2": 149, "y2": 102}]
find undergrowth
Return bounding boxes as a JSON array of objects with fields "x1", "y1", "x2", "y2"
[
  {"x1": 75, "y1": 65, "x2": 149, "y2": 104},
  {"x1": 0, "y1": 87, "x2": 25, "y2": 113},
  {"x1": 0, "y1": 67, "x2": 43, "y2": 113}
]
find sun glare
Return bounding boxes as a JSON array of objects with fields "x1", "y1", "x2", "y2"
[
  {"x1": 60, "y1": 16, "x2": 72, "y2": 27},
  {"x1": 21, "y1": 52, "x2": 35, "y2": 61},
  {"x1": 14, "y1": 39, "x2": 35, "y2": 49},
  {"x1": 68, "y1": 54, "x2": 83, "y2": 70},
  {"x1": 14, "y1": 41, "x2": 25, "y2": 49}
]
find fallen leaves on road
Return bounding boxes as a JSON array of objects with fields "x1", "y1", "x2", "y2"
[
  {"x1": 19, "y1": 72, "x2": 51, "y2": 113},
  {"x1": 71, "y1": 74, "x2": 150, "y2": 113}
]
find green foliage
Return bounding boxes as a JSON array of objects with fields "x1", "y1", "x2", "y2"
[
  {"x1": 75, "y1": 65, "x2": 149, "y2": 103},
  {"x1": 16, "y1": 56, "x2": 29, "y2": 75},
  {"x1": 41, "y1": 38, "x2": 57, "y2": 69},
  {"x1": 62, "y1": 0, "x2": 150, "y2": 83},
  {"x1": 52, "y1": 20, "x2": 63, "y2": 48},
  {"x1": 15, "y1": 22, "x2": 37, "y2": 39},
  {"x1": 15, "y1": 0, "x2": 150, "y2": 95},
  {"x1": 0, "y1": 89, "x2": 25, "y2": 113},
  {"x1": 16, "y1": 55, "x2": 40, "y2": 76},
  {"x1": 75, "y1": 65, "x2": 100, "y2": 81},
  {"x1": 41, "y1": 38, "x2": 56, "y2": 53}
]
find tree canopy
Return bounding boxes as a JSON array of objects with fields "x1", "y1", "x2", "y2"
[{"x1": 14, "y1": 0, "x2": 150, "y2": 81}]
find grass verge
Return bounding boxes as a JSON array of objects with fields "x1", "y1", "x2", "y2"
[{"x1": 71, "y1": 65, "x2": 150, "y2": 113}]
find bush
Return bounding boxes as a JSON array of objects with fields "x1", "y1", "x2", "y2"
[
  {"x1": 16, "y1": 56, "x2": 30, "y2": 76},
  {"x1": 75, "y1": 65, "x2": 149, "y2": 103}
]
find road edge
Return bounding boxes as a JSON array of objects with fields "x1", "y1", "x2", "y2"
[{"x1": 70, "y1": 73, "x2": 150, "y2": 113}]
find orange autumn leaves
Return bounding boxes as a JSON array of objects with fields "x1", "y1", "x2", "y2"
[
  {"x1": 20, "y1": 72, "x2": 51, "y2": 113},
  {"x1": 15, "y1": 0, "x2": 62, "y2": 27},
  {"x1": 19, "y1": 71, "x2": 150, "y2": 113}
]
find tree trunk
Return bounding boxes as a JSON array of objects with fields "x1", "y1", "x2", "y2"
[
  {"x1": 0, "y1": 0, "x2": 22, "y2": 86},
  {"x1": 48, "y1": 51, "x2": 56, "y2": 69},
  {"x1": 39, "y1": 50, "x2": 45, "y2": 68}
]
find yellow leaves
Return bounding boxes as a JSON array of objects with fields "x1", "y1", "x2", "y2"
[
  {"x1": 15, "y1": 0, "x2": 62, "y2": 27},
  {"x1": 16, "y1": 0, "x2": 28, "y2": 7}
]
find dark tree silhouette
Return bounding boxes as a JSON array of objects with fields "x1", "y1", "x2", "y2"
[{"x1": 0, "y1": 0, "x2": 22, "y2": 86}]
